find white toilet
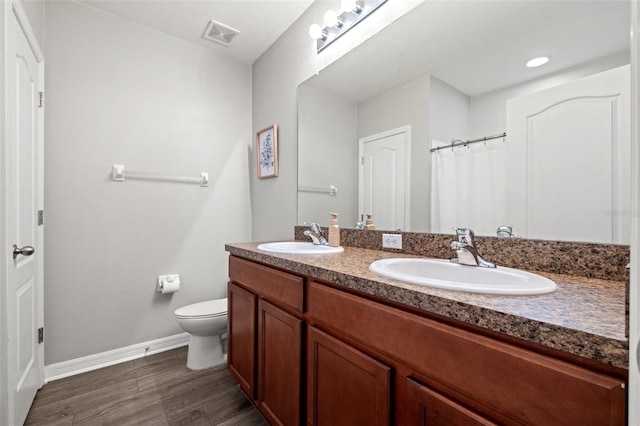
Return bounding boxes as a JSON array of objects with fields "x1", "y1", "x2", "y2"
[{"x1": 174, "y1": 298, "x2": 228, "y2": 370}]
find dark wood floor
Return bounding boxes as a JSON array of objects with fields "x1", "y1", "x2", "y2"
[{"x1": 25, "y1": 347, "x2": 268, "y2": 426}]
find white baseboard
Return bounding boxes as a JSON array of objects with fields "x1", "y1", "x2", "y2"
[{"x1": 44, "y1": 332, "x2": 190, "y2": 382}]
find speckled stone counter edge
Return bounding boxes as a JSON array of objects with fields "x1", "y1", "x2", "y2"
[
  {"x1": 226, "y1": 242, "x2": 628, "y2": 370},
  {"x1": 295, "y1": 227, "x2": 630, "y2": 282}
]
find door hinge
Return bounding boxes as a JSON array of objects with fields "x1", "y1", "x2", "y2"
[
  {"x1": 361, "y1": 156, "x2": 364, "y2": 165},
  {"x1": 38, "y1": 210, "x2": 44, "y2": 226},
  {"x1": 38, "y1": 327, "x2": 44, "y2": 344},
  {"x1": 38, "y1": 91, "x2": 44, "y2": 108}
]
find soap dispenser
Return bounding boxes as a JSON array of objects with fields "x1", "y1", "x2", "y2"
[
  {"x1": 365, "y1": 214, "x2": 375, "y2": 230},
  {"x1": 328, "y1": 213, "x2": 340, "y2": 247}
]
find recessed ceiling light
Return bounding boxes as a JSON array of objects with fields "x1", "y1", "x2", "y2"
[{"x1": 526, "y1": 56, "x2": 551, "y2": 68}]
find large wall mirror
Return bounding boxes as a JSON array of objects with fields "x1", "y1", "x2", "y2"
[{"x1": 297, "y1": 0, "x2": 631, "y2": 244}]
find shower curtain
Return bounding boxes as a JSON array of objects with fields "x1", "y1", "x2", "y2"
[{"x1": 430, "y1": 138, "x2": 507, "y2": 236}]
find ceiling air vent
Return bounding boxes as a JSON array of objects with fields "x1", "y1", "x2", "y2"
[{"x1": 202, "y1": 20, "x2": 240, "y2": 47}]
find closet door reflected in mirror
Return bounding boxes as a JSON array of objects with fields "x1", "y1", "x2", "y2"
[
  {"x1": 506, "y1": 65, "x2": 630, "y2": 244},
  {"x1": 359, "y1": 127, "x2": 410, "y2": 232}
]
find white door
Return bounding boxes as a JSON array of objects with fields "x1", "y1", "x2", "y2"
[
  {"x1": 506, "y1": 65, "x2": 630, "y2": 244},
  {"x1": 359, "y1": 127, "x2": 410, "y2": 231},
  {"x1": 4, "y1": 4, "x2": 44, "y2": 425},
  {"x1": 629, "y1": 3, "x2": 639, "y2": 425}
]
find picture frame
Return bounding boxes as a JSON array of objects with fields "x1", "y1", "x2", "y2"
[{"x1": 256, "y1": 124, "x2": 278, "y2": 178}]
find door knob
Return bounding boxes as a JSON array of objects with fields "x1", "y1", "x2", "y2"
[{"x1": 12, "y1": 244, "x2": 35, "y2": 259}]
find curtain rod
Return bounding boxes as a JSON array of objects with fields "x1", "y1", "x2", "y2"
[{"x1": 430, "y1": 132, "x2": 506, "y2": 153}]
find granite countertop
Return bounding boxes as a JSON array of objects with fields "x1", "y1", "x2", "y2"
[{"x1": 225, "y1": 242, "x2": 628, "y2": 370}]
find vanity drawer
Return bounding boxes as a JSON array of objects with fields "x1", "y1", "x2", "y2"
[
  {"x1": 229, "y1": 256, "x2": 304, "y2": 313},
  {"x1": 308, "y1": 281, "x2": 625, "y2": 425}
]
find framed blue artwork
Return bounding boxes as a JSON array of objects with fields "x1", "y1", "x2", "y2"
[{"x1": 257, "y1": 124, "x2": 278, "y2": 178}]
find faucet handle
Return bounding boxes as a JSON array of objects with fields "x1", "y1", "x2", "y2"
[
  {"x1": 304, "y1": 222, "x2": 321, "y2": 232},
  {"x1": 497, "y1": 225, "x2": 513, "y2": 237},
  {"x1": 452, "y1": 227, "x2": 475, "y2": 244}
]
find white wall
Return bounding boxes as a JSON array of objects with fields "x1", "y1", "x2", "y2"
[
  {"x1": 20, "y1": 0, "x2": 44, "y2": 48},
  {"x1": 297, "y1": 85, "x2": 357, "y2": 226},
  {"x1": 251, "y1": 0, "x2": 427, "y2": 241},
  {"x1": 43, "y1": 1, "x2": 252, "y2": 364},
  {"x1": 429, "y1": 75, "x2": 470, "y2": 145},
  {"x1": 357, "y1": 74, "x2": 430, "y2": 231}
]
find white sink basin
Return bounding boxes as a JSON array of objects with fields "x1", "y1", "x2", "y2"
[
  {"x1": 369, "y1": 258, "x2": 557, "y2": 295},
  {"x1": 257, "y1": 241, "x2": 344, "y2": 255}
]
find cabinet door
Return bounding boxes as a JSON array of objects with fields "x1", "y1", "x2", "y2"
[
  {"x1": 406, "y1": 378, "x2": 497, "y2": 426},
  {"x1": 258, "y1": 299, "x2": 303, "y2": 426},
  {"x1": 228, "y1": 282, "x2": 257, "y2": 398},
  {"x1": 308, "y1": 326, "x2": 391, "y2": 426}
]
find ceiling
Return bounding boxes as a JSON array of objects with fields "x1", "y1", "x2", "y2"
[
  {"x1": 73, "y1": 1, "x2": 631, "y2": 94},
  {"x1": 74, "y1": 0, "x2": 315, "y2": 64},
  {"x1": 304, "y1": 0, "x2": 630, "y2": 101}
]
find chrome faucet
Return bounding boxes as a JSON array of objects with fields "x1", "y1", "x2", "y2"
[
  {"x1": 304, "y1": 222, "x2": 328, "y2": 246},
  {"x1": 450, "y1": 227, "x2": 495, "y2": 268}
]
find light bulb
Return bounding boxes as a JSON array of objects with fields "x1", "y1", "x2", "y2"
[
  {"x1": 341, "y1": 0, "x2": 361, "y2": 13},
  {"x1": 324, "y1": 10, "x2": 341, "y2": 28},
  {"x1": 309, "y1": 24, "x2": 324, "y2": 40}
]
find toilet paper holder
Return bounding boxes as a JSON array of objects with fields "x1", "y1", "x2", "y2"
[{"x1": 158, "y1": 274, "x2": 180, "y2": 294}]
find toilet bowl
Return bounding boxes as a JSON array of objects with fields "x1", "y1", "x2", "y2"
[{"x1": 174, "y1": 298, "x2": 228, "y2": 370}]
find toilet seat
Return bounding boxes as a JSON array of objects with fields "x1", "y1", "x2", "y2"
[{"x1": 174, "y1": 298, "x2": 228, "y2": 319}]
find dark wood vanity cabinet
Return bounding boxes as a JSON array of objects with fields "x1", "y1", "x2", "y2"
[
  {"x1": 227, "y1": 282, "x2": 257, "y2": 398},
  {"x1": 228, "y1": 255, "x2": 626, "y2": 425},
  {"x1": 308, "y1": 280, "x2": 626, "y2": 426},
  {"x1": 307, "y1": 326, "x2": 391, "y2": 426},
  {"x1": 228, "y1": 256, "x2": 304, "y2": 426}
]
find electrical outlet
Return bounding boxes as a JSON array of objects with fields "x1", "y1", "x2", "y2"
[{"x1": 382, "y1": 234, "x2": 402, "y2": 249}]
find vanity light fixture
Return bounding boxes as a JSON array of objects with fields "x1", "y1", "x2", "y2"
[
  {"x1": 526, "y1": 56, "x2": 551, "y2": 68},
  {"x1": 309, "y1": 0, "x2": 388, "y2": 53}
]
